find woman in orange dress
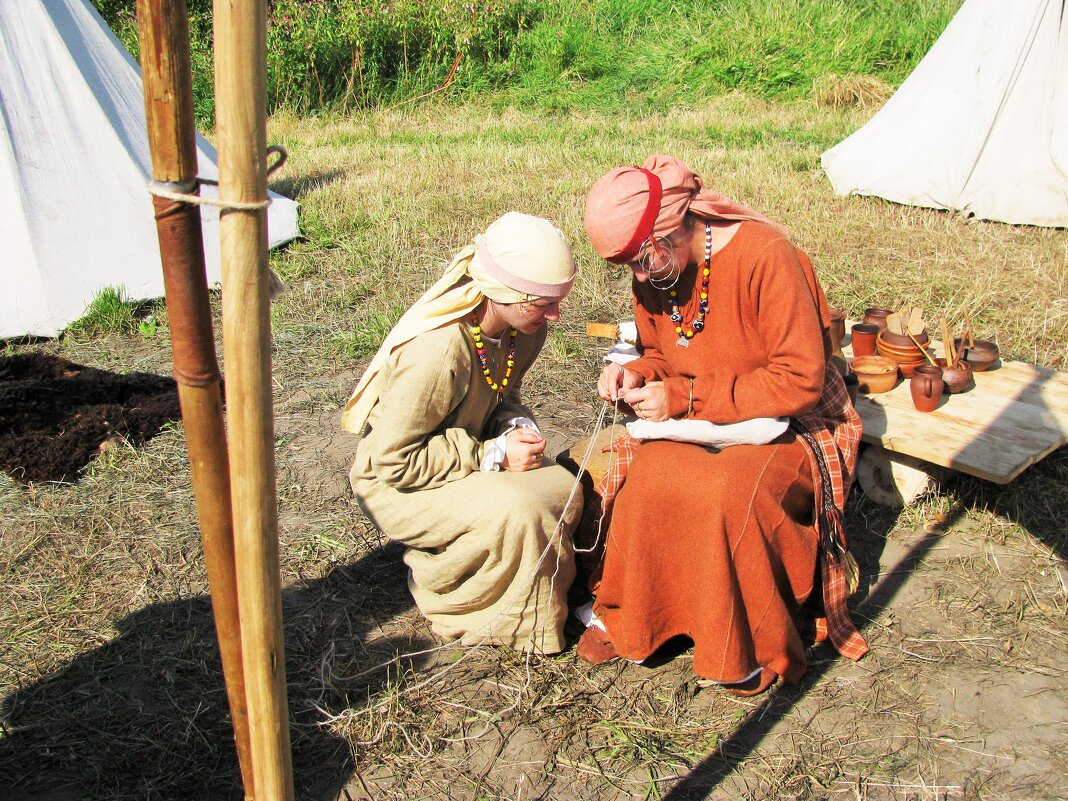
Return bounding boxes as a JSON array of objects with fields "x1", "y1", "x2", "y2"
[{"x1": 579, "y1": 155, "x2": 867, "y2": 694}]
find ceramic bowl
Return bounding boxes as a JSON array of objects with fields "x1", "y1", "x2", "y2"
[
  {"x1": 954, "y1": 338, "x2": 1000, "y2": 371},
  {"x1": 936, "y1": 358, "x2": 975, "y2": 393},
  {"x1": 876, "y1": 333, "x2": 927, "y2": 363},
  {"x1": 850, "y1": 355, "x2": 900, "y2": 394},
  {"x1": 879, "y1": 327, "x2": 929, "y2": 348}
]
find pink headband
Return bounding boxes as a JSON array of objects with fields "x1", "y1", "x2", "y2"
[{"x1": 475, "y1": 238, "x2": 575, "y2": 297}]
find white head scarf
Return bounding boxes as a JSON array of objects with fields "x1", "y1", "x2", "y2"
[{"x1": 341, "y1": 212, "x2": 576, "y2": 433}]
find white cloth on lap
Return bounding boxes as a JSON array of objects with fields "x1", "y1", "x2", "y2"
[
  {"x1": 604, "y1": 322, "x2": 787, "y2": 448},
  {"x1": 626, "y1": 416, "x2": 788, "y2": 448}
]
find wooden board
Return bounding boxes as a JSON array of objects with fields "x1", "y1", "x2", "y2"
[{"x1": 844, "y1": 325, "x2": 1068, "y2": 484}]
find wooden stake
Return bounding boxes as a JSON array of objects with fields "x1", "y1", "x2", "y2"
[
  {"x1": 212, "y1": 1, "x2": 295, "y2": 799},
  {"x1": 135, "y1": 2, "x2": 254, "y2": 797}
]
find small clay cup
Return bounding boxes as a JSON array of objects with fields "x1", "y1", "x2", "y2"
[
  {"x1": 910, "y1": 364, "x2": 944, "y2": 412},
  {"x1": 863, "y1": 307, "x2": 893, "y2": 331},
  {"x1": 850, "y1": 323, "x2": 880, "y2": 357},
  {"x1": 937, "y1": 358, "x2": 975, "y2": 394}
]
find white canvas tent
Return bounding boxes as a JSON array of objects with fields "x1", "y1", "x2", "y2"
[
  {"x1": 821, "y1": 0, "x2": 1068, "y2": 228},
  {"x1": 0, "y1": 0, "x2": 300, "y2": 339}
]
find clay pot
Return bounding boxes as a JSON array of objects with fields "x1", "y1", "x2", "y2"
[
  {"x1": 850, "y1": 355, "x2": 899, "y2": 394},
  {"x1": 937, "y1": 358, "x2": 975, "y2": 394},
  {"x1": 863, "y1": 307, "x2": 893, "y2": 331},
  {"x1": 850, "y1": 323, "x2": 880, "y2": 357},
  {"x1": 910, "y1": 364, "x2": 944, "y2": 412},
  {"x1": 954, "y1": 338, "x2": 1000, "y2": 372}
]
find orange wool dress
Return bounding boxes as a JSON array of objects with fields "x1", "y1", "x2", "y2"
[{"x1": 593, "y1": 222, "x2": 835, "y2": 684}]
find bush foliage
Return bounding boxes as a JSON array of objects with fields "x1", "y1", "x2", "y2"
[{"x1": 93, "y1": 0, "x2": 961, "y2": 126}]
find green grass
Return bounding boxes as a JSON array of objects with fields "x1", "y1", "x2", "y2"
[
  {"x1": 64, "y1": 287, "x2": 165, "y2": 340},
  {"x1": 64, "y1": 287, "x2": 137, "y2": 338},
  {"x1": 94, "y1": 0, "x2": 964, "y2": 127}
]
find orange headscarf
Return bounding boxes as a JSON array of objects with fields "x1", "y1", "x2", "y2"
[{"x1": 583, "y1": 154, "x2": 789, "y2": 263}]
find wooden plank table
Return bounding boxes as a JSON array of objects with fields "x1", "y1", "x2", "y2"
[{"x1": 844, "y1": 327, "x2": 1068, "y2": 503}]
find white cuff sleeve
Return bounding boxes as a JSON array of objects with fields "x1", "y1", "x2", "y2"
[{"x1": 479, "y1": 416, "x2": 541, "y2": 472}]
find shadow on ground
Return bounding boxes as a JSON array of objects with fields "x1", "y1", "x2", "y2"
[{"x1": 0, "y1": 542, "x2": 420, "y2": 801}]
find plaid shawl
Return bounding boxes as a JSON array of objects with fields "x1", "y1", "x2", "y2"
[{"x1": 584, "y1": 361, "x2": 868, "y2": 662}]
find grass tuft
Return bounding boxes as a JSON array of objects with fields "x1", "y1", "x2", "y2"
[{"x1": 813, "y1": 73, "x2": 894, "y2": 109}]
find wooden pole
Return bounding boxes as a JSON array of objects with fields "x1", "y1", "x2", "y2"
[
  {"x1": 134, "y1": 2, "x2": 255, "y2": 798},
  {"x1": 212, "y1": 0, "x2": 296, "y2": 798}
]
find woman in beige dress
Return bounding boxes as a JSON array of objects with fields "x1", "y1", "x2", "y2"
[{"x1": 342, "y1": 212, "x2": 582, "y2": 653}]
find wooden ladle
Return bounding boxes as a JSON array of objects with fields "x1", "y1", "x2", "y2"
[{"x1": 907, "y1": 330, "x2": 940, "y2": 367}]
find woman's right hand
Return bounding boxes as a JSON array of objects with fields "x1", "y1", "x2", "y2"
[
  {"x1": 500, "y1": 428, "x2": 546, "y2": 472},
  {"x1": 597, "y1": 363, "x2": 644, "y2": 403}
]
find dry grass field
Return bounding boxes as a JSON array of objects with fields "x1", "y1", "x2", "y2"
[{"x1": 2, "y1": 97, "x2": 1066, "y2": 800}]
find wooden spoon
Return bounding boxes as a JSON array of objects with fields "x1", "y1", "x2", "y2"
[
  {"x1": 940, "y1": 319, "x2": 956, "y2": 366},
  {"x1": 962, "y1": 308, "x2": 975, "y2": 349},
  {"x1": 908, "y1": 330, "x2": 940, "y2": 367}
]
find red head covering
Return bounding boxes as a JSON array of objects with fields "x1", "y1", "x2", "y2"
[{"x1": 583, "y1": 154, "x2": 789, "y2": 263}]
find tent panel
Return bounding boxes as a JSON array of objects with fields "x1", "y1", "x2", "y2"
[
  {"x1": 0, "y1": 0, "x2": 300, "y2": 339},
  {"x1": 821, "y1": 0, "x2": 1068, "y2": 228}
]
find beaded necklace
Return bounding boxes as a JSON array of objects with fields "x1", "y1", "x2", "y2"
[
  {"x1": 470, "y1": 314, "x2": 517, "y2": 395},
  {"x1": 668, "y1": 222, "x2": 713, "y2": 348}
]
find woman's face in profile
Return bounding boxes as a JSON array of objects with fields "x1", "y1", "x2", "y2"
[{"x1": 498, "y1": 296, "x2": 565, "y2": 334}]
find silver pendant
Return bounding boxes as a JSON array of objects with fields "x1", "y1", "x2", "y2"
[{"x1": 676, "y1": 336, "x2": 689, "y2": 348}]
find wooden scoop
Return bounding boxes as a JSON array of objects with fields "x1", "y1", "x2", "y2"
[
  {"x1": 907, "y1": 307, "x2": 926, "y2": 336},
  {"x1": 962, "y1": 308, "x2": 975, "y2": 349},
  {"x1": 908, "y1": 330, "x2": 939, "y2": 367},
  {"x1": 940, "y1": 319, "x2": 956, "y2": 366}
]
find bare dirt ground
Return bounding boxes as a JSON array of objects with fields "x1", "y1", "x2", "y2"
[{"x1": 1, "y1": 346, "x2": 1065, "y2": 801}]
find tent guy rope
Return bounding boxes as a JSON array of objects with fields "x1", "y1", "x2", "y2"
[{"x1": 147, "y1": 145, "x2": 289, "y2": 210}]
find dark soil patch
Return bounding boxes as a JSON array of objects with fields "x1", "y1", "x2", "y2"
[{"x1": 0, "y1": 352, "x2": 182, "y2": 484}]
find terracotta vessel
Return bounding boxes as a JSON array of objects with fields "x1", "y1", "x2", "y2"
[
  {"x1": 954, "y1": 338, "x2": 1000, "y2": 372},
  {"x1": 937, "y1": 358, "x2": 975, "y2": 393},
  {"x1": 863, "y1": 307, "x2": 893, "y2": 331},
  {"x1": 897, "y1": 359, "x2": 928, "y2": 378},
  {"x1": 910, "y1": 364, "x2": 944, "y2": 412},
  {"x1": 877, "y1": 332, "x2": 930, "y2": 366},
  {"x1": 850, "y1": 355, "x2": 899, "y2": 394},
  {"x1": 850, "y1": 323, "x2": 880, "y2": 357}
]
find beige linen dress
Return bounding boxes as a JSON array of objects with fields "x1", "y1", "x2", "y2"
[{"x1": 350, "y1": 321, "x2": 581, "y2": 653}]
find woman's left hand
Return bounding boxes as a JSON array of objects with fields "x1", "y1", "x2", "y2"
[{"x1": 622, "y1": 382, "x2": 670, "y2": 422}]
